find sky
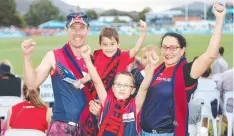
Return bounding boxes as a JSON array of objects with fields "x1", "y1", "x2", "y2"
[{"x1": 61, "y1": 0, "x2": 233, "y2": 12}]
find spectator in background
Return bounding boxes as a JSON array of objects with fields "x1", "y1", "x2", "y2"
[
  {"x1": 0, "y1": 62, "x2": 14, "y2": 80},
  {"x1": 193, "y1": 56, "x2": 198, "y2": 61},
  {"x1": 196, "y1": 67, "x2": 217, "y2": 91},
  {"x1": 189, "y1": 67, "x2": 217, "y2": 136},
  {"x1": 217, "y1": 68, "x2": 233, "y2": 100},
  {"x1": 0, "y1": 62, "x2": 21, "y2": 97},
  {"x1": 0, "y1": 62, "x2": 20, "y2": 135},
  {"x1": 7, "y1": 84, "x2": 52, "y2": 133},
  {"x1": 211, "y1": 47, "x2": 228, "y2": 76},
  {"x1": 0, "y1": 60, "x2": 14, "y2": 74},
  {"x1": 217, "y1": 68, "x2": 233, "y2": 136}
]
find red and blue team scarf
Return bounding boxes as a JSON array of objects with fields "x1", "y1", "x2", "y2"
[
  {"x1": 62, "y1": 43, "x2": 98, "y2": 136},
  {"x1": 98, "y1": 96, "x2": 131, "y2": 136},
  {"x1": 91, "y1": 49, "x2": 121, "y2": 98}
]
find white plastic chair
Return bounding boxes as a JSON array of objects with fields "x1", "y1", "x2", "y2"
[
  {"x1": 191, "y1": 90, "x2": 220, "y2": 136},
  {"x1": 5, "y1": 129, "x2": 46, "y2": 136},
  {"x1": 0, "y1": 96, "x2": 22, "y2": 119},
  {"x1": 189, "y1": 121, "x2": 209, "y2": 136},
  {"x1": 218, "y1": 91, "x2": 233, "y2": 136}
]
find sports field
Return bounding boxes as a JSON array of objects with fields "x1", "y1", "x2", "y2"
[{"x1": 0, "y1": 34, "x2": 233, "y2": 75}]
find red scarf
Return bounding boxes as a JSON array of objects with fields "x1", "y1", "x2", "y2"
[
  {"x1": 91, "y1": 49, "x2": 121, "y2": 98},
  {"x1": 98, "y1": 97, "x2": 130, "y2": 136},
  {"x1": 63, "y1": 44, "x2": 98, "y2": 136}
]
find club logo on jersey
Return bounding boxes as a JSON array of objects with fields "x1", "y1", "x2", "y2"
[
  {"x1": 123, "y1": 112, "x2": 135, "y2": 122},
  {"x1": 156, "y1": 77, "x2": 171, "y2": 82}
]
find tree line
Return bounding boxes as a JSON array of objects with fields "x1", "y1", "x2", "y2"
[{"x1": 0, "y1": 0, "x2": 232, "y2": 28}]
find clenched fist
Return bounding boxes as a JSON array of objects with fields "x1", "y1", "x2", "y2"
[
  {"x1": 139, "y1": 20, "x2": 147, "y2": 32},
  {"x1": 80, "y1": 45, "x2": 91, "y2": 59},
  {"x1": 213, "y1": 3, "x2": 226, "y2": 20},
  {"x1": 21, "y1": 39, "x2": 36, "y2": 56}
]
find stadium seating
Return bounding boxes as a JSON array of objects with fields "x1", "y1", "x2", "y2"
[
  {"x1": 218, "y1": 91, "x2": 233, "y2": 136},
  {"x1": 191, "y1": 90, "x2": 220, "y2": 136},
  {"x1": 0, "y1": 96, "x2": 22, "y2": 119}
]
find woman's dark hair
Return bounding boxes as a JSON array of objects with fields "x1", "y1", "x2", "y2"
[
  {"x1": 201, "y1": 67, "x2": 212, "y2": 78},
  {"x1": 160, "y1": 32, "x2": 187, "y2": 48}
]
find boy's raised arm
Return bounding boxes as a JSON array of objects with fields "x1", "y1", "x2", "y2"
[
  {"x1": 81, "y1": 45, "x2": 107, "y2": 105},
  {"x1": 135, "y1": 52, "x2": 159, "y2": 113},
  {"x1": 130, "y1": 20, "x2": 147, "y2": 58}
]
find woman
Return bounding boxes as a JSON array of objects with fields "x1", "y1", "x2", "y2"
[
  {"x1": 7, "y1": 84, "x2": 52, "y2": 133},
  {"x1": 140, "y1": 3, "x2": 226, "y2": 136}
]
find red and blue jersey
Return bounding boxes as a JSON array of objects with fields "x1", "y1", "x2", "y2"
[
  {"x1": 141, "y1": 58, "x2": 198, "y2": 136},
  {"x1": 51, "y1": 44, "x2": 89, "y2": 123}
]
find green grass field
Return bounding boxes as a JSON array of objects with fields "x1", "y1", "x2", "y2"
[{"x1": 0, "y1": 34, "x2": 233, "y2": 75}]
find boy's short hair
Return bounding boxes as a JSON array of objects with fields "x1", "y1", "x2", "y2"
[
  {"x1": 114, "y1": 71, "x2": 135, "y2": 87},
  {"x1": 99, "y1": 27, "x2": 119, "y2": 44}
]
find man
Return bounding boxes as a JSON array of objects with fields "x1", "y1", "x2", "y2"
[
  {"x1": 22, "y1": 12, "x2": 97, "y2": 136},
  {"x1": 217, "y1": 68, "x2": 233, "y2": 109},
  {"x1": 0, "y1": 63, "x2": 15, "y2": 79},
  {"x1": 211, "y1": 47, "x2": 228, "y2": 76},
  {"x1": 217, "y1": 68, "x2": 233, "y2": 136},
  {"x1": 0, "y1": 63, "x2": 21, "y2": 97}
]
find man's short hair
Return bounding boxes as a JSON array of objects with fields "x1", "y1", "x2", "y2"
[{"x1": 219, "y1": 47, "x2": 224, "y2": 56}]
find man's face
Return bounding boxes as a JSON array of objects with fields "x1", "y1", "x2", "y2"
[{"x1": 67, "y1": 23, "x2": 89, "y2": 48}]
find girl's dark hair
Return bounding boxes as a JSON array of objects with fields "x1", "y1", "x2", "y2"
[{"x1": 160, "y1": 32, "x2": 187, "y2": 48}]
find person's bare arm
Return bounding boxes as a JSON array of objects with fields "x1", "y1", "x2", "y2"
[
  {"x1": 45, "y1": 108, "x2": 52, "y2": 132},
  {"x1": 81, "y1": 45, "x2": 107, "y2": 105},
  {"x1": 135, "y1": 52, "x2": 159, "y2": 113},
  {"x1": 130, "y1": 20, "x2": 147, "y2": 58},
  {"x1": 191, "y1": 3, "x2": 226, "y2": 79},
  {"x1": 22, "y1": 39, "x2": 54, "y2": 90},
  {"x1": 80, "y1": 74, "x2": 91, "y2": 84},
  {"x1": 6, "y1": 107, "x2": 12, "y2": 129},
  {"x1": 23, "y1": 51, "x2": 54, "y2": 90}
]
